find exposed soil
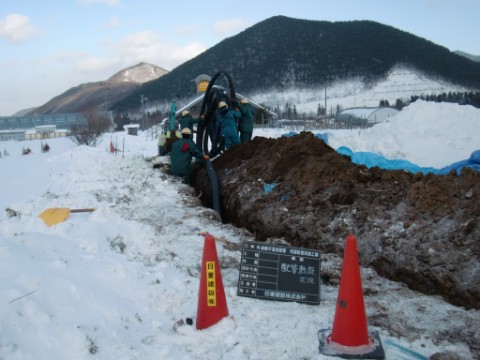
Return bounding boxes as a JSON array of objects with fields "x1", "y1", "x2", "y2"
[{"x1": 192, "y1": 132, "x2": 480, "y2": 311}]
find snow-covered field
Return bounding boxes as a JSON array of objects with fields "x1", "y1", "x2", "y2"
[{"x1": 0, "y1": 101, "x2": 479, "y2": 359}]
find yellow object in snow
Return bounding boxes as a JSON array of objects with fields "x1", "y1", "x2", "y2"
[{"x1": 38, "y1": 208, "x2": 96, "y2": 227}]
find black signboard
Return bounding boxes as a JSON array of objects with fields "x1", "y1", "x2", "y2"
[{"x1": 237, "y1": 241, "x2": 321, "y2": 305}]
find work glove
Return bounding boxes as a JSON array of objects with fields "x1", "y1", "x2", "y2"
[{"x1": 203, "y1": 155, "x2": 210, "y2": 160}]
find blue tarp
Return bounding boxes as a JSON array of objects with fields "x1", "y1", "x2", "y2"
[
  {"x1": 314, "y1": 133, "x2": 329, "y2": 143},
  {"x1": 436, "y1": 149, "x2": 480, "y2": 175},
  {"x1": 263, "y1": 183, "x2": 277, "y2": 194},
  {"x1": 337, "y1": 146, "x2": 480, "y2": 175},
  {"x1": 336, "y1": 146, "x2": 437, "y2": 174},
  {"x1": 281, "y1": 132, "x2": 298, "y2": 138},
  {"x1": 280, "y1": 132, "x2": 479, "y2": 175}
]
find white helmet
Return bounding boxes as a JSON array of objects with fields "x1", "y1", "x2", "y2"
[
  {"x1": 218, "y1": 101, "x2": 227, "y2": 109},
  {"x1": 182, "y1": 110, "x2": 189, "y2": 116},
  {"x1": 181, "y1": 128, "x2": 192, "y2": 135},
  {"x1": 240, "y1": 98, "x2": 249, "y2": 104}
]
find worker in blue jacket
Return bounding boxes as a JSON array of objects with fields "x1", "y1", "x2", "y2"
[
  {"x1": 170, "y1": 128, "x2": 208, "y2": 183},
  {"x1": 216, "y1": 101, "x2": 241, "y2": 149},
  {"x1": 179, "y1": 110, "x2": 201, "y2": 133},
  {"x1": 238, "y1": 98, "x2": 255, "y2": 143}
]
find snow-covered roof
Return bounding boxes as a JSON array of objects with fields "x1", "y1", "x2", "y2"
[
  {"x1": 160, "y1": 91, "x2": 278, "y2": 126},
  {"x1": 339, "y1": 107, "x2": 398, "y2": 119},
  {"x1": 338, "y1": 107, "x2": 399, "y2": 123}
]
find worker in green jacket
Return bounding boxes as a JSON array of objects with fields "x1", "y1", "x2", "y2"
[
  {"x1": 238, "y1": 98, "x2": 255, "y2": 143},
  {"x1": 170, "y1": 128, "x2": 208, "y2": 183},
  {"x1": 179, "y1": 110, "x2": 201, "y2": 133}
]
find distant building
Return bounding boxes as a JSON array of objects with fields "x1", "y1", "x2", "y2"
[
  {"x1": 0, "y1": 129, "x2": 26, "y2": 141},
  {"x1": 123, "y1": 124, "x2": 140, "y2": 135},
  {"x1": 337, "y1": 107, "x2": 399, "y2": 126},
  {"x1": 25, "y1": 125, "x2": 69, "y2": 140},
  {"x1": 0, "y1": 113, "x2": 87, "y2": 142},
  {"x1": 194, "y1": 74, "x2": 211, "y2": 96}
]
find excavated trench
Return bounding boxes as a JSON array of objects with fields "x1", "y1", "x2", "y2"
[{"x1": 192, "y1": 132, "x2": 480, "y2": 311}]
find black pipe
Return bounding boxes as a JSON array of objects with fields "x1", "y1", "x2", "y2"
[
  {"x1": 194, "y1": 71, "x2": 237, "y2": 223},
  {"x1": 203, "y1": 159, "x2": 223, "y2": 221}
]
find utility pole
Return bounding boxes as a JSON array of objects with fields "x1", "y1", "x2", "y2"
[
  {"x1": 324, "y1": 85, "x2": 327, "y2": 121},
  {"x1": 140, "y1": 94, "x2": 148, "y2": 130},
  {"x1": 325, "y1": 54, "x2": 331, "y2": 123},
  {"x1": 103, "y1": 82, "x2": 110, "y2": 112}
]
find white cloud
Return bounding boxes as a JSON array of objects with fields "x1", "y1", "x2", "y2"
[
  {"x1": 213, "y1": 17, "x2": 251, "y2": 36},
  {"x1": 0, "y1": 27, "x2": 207, "y2": 114},
  {"x1": 175, "y1": 24, "x2": 202, "y2": 37},
  {"x1": 14, "y1": 29, "x2": 206, "y2": 84},
  {"x1": 169, "y1": 42, "x2": 206, "y2": 64},
  {"x1": 104, "y1": 16, "x2": 120, "y2": 28},
  {"x1": 110, "y1": 30, "x2": 206, "y2": 70},
  {"x1": 76, "y1": 56, "x2": 111, "y2": 71},
  {"x1": 0, "y1": 14, "x2": 38, "y2": 43}
]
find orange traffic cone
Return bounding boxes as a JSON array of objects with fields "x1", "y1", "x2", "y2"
[
  {"x1": 330, "y1": 233, "x2": 369, "y2": 346},
  {"x1": 196, "y1": 233, "x2": 229, "y2": 330},
  {"x1": 318, "y1": 234, "x2": 385, "y2": 358}
]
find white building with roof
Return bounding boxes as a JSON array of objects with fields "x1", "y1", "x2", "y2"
[
  {"x1": 337, "y1": 107, "x2": 399, "y2": 125},
  {"x1": 0, "y1": 113, "x2": 86, "y2": 141}
]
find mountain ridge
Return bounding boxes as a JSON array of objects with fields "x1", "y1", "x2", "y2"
[
  {"x1": 454, "y1": 50, "x2": 480, "y2": 63},
  {"x1": 27, "y1": 62, "x2": 168, "y2": 115},
  {"x1": 112, "y1": 16, "x2": 480, "y2": 112},
  {"x1": 22, "y1": 16, "x2": 480, "y2": 116}
]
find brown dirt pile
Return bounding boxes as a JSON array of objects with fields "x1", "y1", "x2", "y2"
[{"x1": 192, "y1": 132, "x2": 480, "y2": 310}]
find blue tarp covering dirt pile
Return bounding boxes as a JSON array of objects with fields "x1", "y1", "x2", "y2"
[
  {"x1": 336, "y1": 146, "x2": 437, "y2": 174},
  {"x1": 282, "y1": 132, "x2": 480, "y2": 175},
  {"x1": 337, "y1": 146, "x2": 480, "y2": 175},
  {"x1": 435, "y1": 150, "x2": 480, "y2": 174}
]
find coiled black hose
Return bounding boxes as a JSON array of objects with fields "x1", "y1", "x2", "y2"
[
  {"x1": 195, "y1": 71, "x2": 237, "y2": 157},
  {"x1": 194, "y1": 71, "x2": 238, "y2": 222}
]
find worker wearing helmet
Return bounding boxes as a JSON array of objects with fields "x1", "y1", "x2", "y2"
[
  {"x1": 157, "y1": 131, "x2": 167, "y2": 156},
  {"x1": 170, "y1": 128, "x2": 209, "y2": 184},
  {"x1": 216, "y1": 101, "x2": 241, "y2": 149},
  {"x1": 158, "y1": 127, "x2": 181, "y2": 155},
  {"x1": 238, "y1": 98, "x2": 256, "y2": 143},
  {"x1": 179, "y1": 110, "x2": 202, "y2": 134}
]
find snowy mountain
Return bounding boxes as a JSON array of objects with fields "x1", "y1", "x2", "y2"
[
  {"x1": 27, "y1": 62, "x2": 168, "y2": 115},
  {"x1": 24, "y1": 16, "x2": 480, "y2": 118},
  {"x1": 113, "y1": 16, "x2": 480, "y2": 113},
  {"x1": 107, "y1": 62, "x2": 169, "y2": 84}
]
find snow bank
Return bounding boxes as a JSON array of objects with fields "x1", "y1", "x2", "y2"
[{"x1": 327, "y1": 100, "x2": 480, "y2": 168}]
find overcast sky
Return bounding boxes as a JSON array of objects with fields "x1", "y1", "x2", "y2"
[{"x1": 1, "y1": 0, "x2": 479, "y2": 116}]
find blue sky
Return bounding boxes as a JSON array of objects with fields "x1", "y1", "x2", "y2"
[{"x1": 1, "y1": 0, "x2": 479, "y2": 116}]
